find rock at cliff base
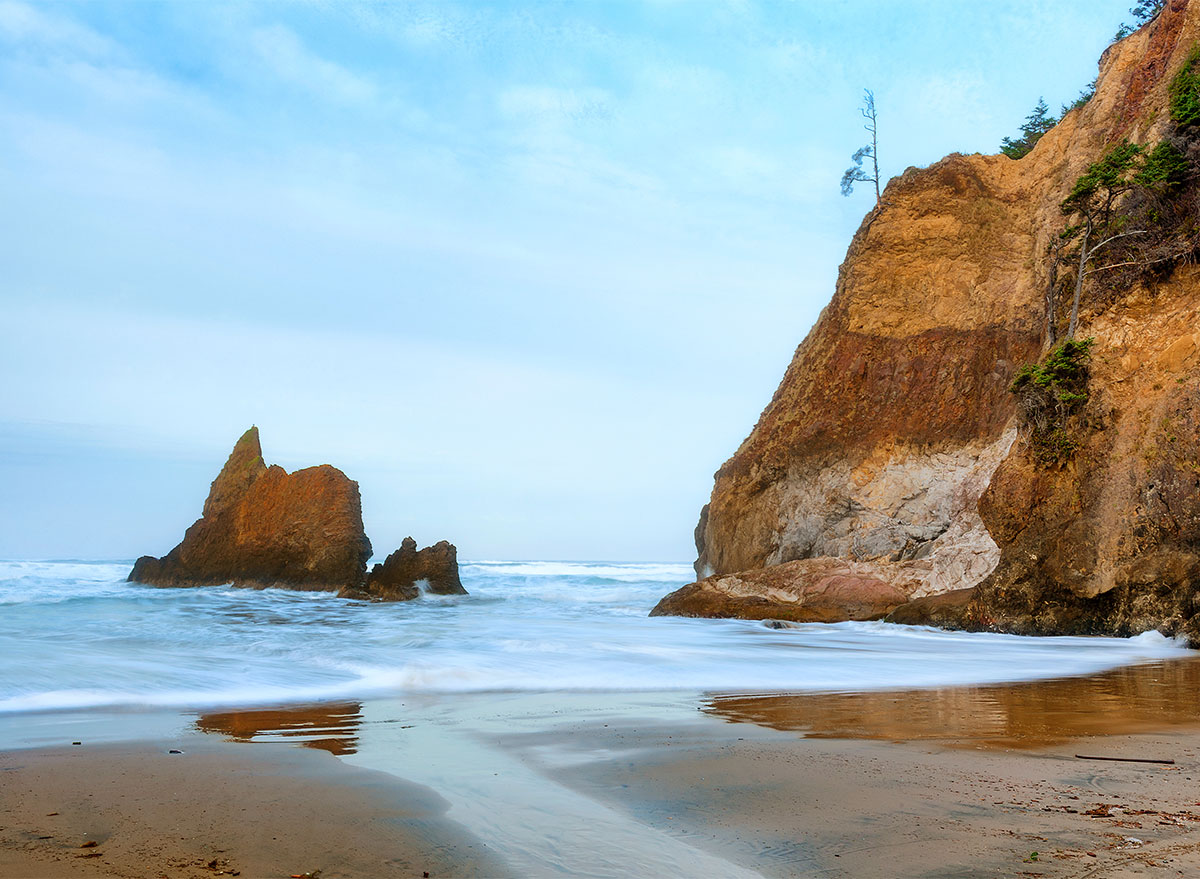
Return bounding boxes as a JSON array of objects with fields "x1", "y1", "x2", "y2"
[
  {"x1": 343, "y1": 537, "x2": 467, "y2": 602},
  {"x1": 885, "y1": 588, "x2": 975, "y2": 628},
  {"x1": 129, "y1": 427, "x2": 372, "y2": 592},
  {"x1": 650, "y1": 558, "x2": 914, "y2": 623}
]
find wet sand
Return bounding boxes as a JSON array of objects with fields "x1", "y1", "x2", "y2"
[
  {"x1": 512, "y1": 717, "x2": 1200, "y2": 877},
  {"x1": 496, "y1": 659, "x2": 1200, "y2": 877},
  {"x1": 0, "y1": 736, "x2": 509, "y2": 879},
  {"x1": 705, "y1": 655, "x2": 1200, "y2": 748},
  {"x1": 5, "y1": 659, "x2": 1200, "y2": 877}
]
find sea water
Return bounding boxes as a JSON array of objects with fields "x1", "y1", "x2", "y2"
[{"x1": 0, "y1": 558, "x2": 1191, "y2": 714}]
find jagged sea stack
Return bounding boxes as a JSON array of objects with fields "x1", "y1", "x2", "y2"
[{"x1": 129, "y1": 427, "x2": 373, "y2": 591}]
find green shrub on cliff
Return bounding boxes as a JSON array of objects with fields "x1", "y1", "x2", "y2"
[
  {"x1": 1011, "y1": 338, "x2": 1094, "y2": 465},
  {"x1": 1170, "y1": 45, "x2": 1200, "y2": 127},
  {"x1": 1135, "y1": 141, "x2": 1190, "y2": 190},
  {"x1": 1061, "y1": 80, "x2": 1096, "y2": 116},
  {"x1": 1000, "y1": 98, "x2": 1057, "y2": 159}
]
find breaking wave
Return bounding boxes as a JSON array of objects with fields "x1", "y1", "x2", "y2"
[{"x1": 0, "y1": 560, "x2": 1190, "y2": 713}]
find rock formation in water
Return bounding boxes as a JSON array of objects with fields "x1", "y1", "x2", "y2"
[
  {"x1": 130, "y1": 427, "x2": 373, "y2": 592},
  {"x1": 655, "y1": 0, "x2": 1200, "y2": 644},
  {"x1": 342, "y1": 537, "x2": 467, "y2": 601}
]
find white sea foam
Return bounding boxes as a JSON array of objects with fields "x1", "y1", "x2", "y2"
[
  {"x1": 0, "y1": 560, "x2": 1192, "y2": 713},
  {"x1": 461, "y1": 560, "x2": 693, "y2": 581}
]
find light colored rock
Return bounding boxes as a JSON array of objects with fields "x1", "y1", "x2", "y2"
[{"x1": 765, "y1": 430, "x2": 1015, "y2": 597}]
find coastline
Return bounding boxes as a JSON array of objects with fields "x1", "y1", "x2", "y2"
[{"x1": 5, "y1": 659, "x2": 1200, "y2": 877}]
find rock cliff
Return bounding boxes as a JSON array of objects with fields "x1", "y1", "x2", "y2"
[
  {"x1": 130, "y1": 427, "x2": 372, "y2": 591},
  {"x1": 656, "y1": 0, "x2": 1200, "y2": 642}
]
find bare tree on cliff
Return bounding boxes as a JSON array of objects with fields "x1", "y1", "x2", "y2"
[{"x1": 841, "y1": 89, "x2": 880, "y2": 204}]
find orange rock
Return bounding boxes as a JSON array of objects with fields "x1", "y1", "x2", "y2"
[{"x1": 129, "y1": 427, "x2": 372, "y2": 592}]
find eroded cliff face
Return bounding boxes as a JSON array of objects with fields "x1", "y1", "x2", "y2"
[
  {"x1": 694, "y1": 155, "x2": 1044, "y2": 587},
  {"x1": 129, "y1": 427, "x2": 373, "y2": 591},
  {"x1": 660, "y1": 0, "x2": 1200, "y2": 630},
  {"x1": 963, "y1": 266, "x2": 1200, "y2": 640}
]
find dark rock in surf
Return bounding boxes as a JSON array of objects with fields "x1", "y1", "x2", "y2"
[{"x1": 343, "y1": 537, "x2": 467, "y2": 602}]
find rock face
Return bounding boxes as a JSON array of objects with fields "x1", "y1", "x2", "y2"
[
  {"x1": 344, "y1": 537, "x2": 467, "y2": 602},
  {"x1": 960, "y1": 290, "x2": 1200, "y2": 641},
  {"x1": 651, "y1": 558, "x2": 912, "y2": 622},
  {"x1": 129, "y1": 427, "x2": 373, "y2": 592},
  {"x1": 659, "y1": 0, "x2": 1200, "y2": 640}
]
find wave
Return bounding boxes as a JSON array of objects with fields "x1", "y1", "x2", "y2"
[
  {"x1": 462, "y1": 561, "x2": 693, "y2": 582},
  {"x1": 0, "y1": 625, "x2": 1189, "y2": 714},
  {"x1": 0, "y1": 559, "x2": 1193, "y2": 716}
]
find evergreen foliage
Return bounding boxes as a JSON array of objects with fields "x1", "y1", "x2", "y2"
[
  {"x1": 841, "y1": 90, "x2": 880, "y2": 202},
  {"x1": 1049, "y1": 132, "x2": 1199, "y2": 344},
  {"x1": 1135, "y1": 141, "x2": 1190, "y2": 190},
  {"x1": 1130, "y1": 0, "x2": 1166, "y2": 25},
  {"x1": 1010, "y1": 339, "x2": 1095, "y2": 465},
  {"x1": 1061, "y1": 141, "x2": 1144, "y2": 216},
  {"x1": 1001, "y1": 98, "x2": 1057, "y2": 159},
  {"x1": 1061, "y1": 81, "x2": 1096, "y2": 117},
  {"x1": 1114, "y1": 0, "x2": 1165, "y2": 42},
  {"x1": 1169, "y1": 45, "x2": 1200, "y2": 127}
]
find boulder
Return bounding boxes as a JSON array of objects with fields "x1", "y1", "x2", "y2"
[
  {"x1": 885, "y1": 588, "x2": 975, "y2": 628},
  {"x1": 344, "y1": 537, "x2": 467, "y2": 602},
  {"x1": 650, "y1": 558, "x2": 914, "y2": 622},
  {"x1": 129, "y1": 427, "x2": 372, "y2": 592}
]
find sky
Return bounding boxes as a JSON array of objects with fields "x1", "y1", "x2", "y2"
[{"x1": 1, "y1": 0, "x2": 1134, "y2": 562}]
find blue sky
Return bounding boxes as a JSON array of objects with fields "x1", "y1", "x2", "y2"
[{"x1": 1, "y1": 0, "x2": 1130, "y2": 562}]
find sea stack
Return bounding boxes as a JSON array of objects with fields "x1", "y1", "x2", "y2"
[
  {"x1": 655, "y1": 2, "x2": 1200, "y2": 644},
  {"x1": 129, "y1": 427, "x2": 373, "y2": 592},
  {"x1": 343, "y1": 537, "x2": 467, "y2": 601}
]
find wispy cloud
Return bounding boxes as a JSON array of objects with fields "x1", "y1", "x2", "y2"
[
  {"x1": 497, "y1": 85, "x2": 614, "y2": 122},
  {"x1": 250, "y1": 24, "x2": 376, "y2": 104},
  {"x1": 0, "y1": 0, "x2": 1137, "y2": 560},
  {"x1": 0, "y1": 0, "x2": 115, "y2": 59}
]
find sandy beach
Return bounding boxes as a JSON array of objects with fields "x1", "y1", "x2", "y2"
[
  {"x1": 527, "y1": 716, "x2": 1200, "y2": 877},
  {"x1": 0, "y1": 737, "x2": 508, "y2": 879},
  {"x1": 4, "y1": 659, "x2": 1200, "y2": 877}
]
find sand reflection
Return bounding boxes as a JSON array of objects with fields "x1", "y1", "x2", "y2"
[
  {"x1": 705, "y1": 657, "x2": 1200, "y2": 748},
  {"x1": 195, "y1": 702, "x2": 363, "y2": 755}
]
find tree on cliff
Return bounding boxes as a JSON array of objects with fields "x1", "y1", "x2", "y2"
[
  {"x1": 1058, "y1": 141, "x2": 1148, "y2": 338},
  {"x1": 1000, "y1": 98, "x2": 1056, "y2": 159},
  {"x1": 1114, "y1": 0, "x2": 1166, "y2": 40},
  {"x1": 1130, "y1": 0, "x2": 1166, "y2": 23},
  {"x1": 840, "y1": 89, "x2": 880, "y2": 204},
  {"x1": 1055, "y1": 136, "x2": 1195, "y2": 340}
]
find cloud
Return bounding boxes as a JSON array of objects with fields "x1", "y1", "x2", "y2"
[
  {"x1": 497, "y1": 85, "x2": 614, "y2": 122},
  {"x1": 0, "y1": 0, "x2": 116, "y2": 59},
  {"x1": 250, "y1": 24, "x2": 376, "y2": 105}
]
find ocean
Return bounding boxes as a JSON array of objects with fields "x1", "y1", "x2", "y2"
[{"x1": 0, "y1": 558, "x2": 1191, "y2": 714}]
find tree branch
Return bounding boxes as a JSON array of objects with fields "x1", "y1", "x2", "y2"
[
  {"x1": 1082, "y1": 229, "x2": 1149, "y2": 264},
  {"x1": 1085, "y1": 252, "x2": 1186, "y2": 275}
]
